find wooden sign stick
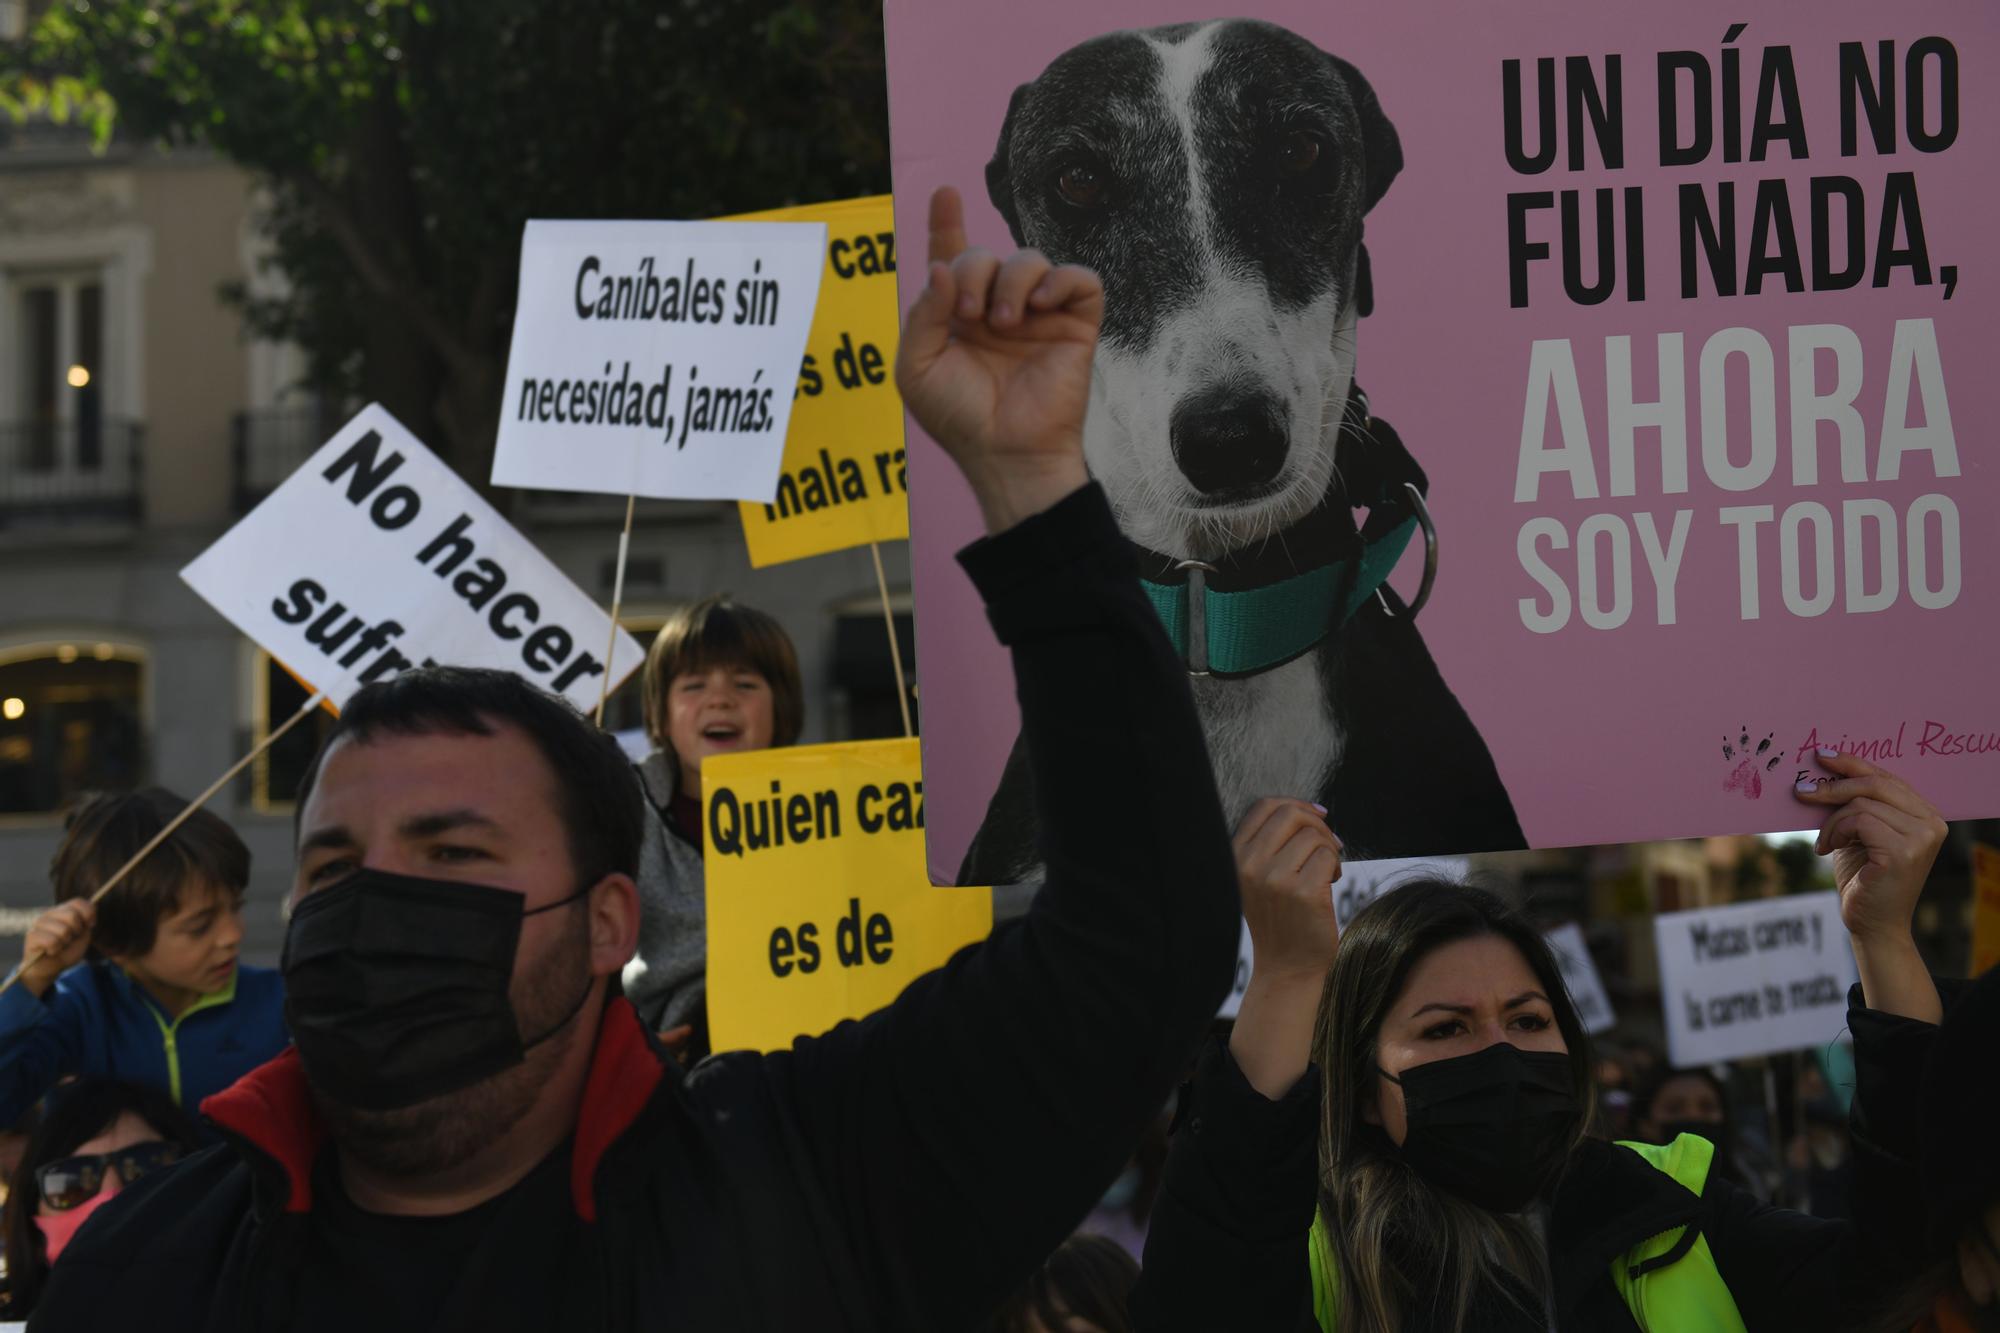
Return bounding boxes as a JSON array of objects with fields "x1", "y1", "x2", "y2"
[
  {"x1": 596, "y1": 492, "x2": 638, "y2": 727},
  {"x1": 869, "y1": 541, "x2": 913, "y2": 739}
]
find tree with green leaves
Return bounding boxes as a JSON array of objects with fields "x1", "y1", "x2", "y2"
[{"x1": 1, "y1": 0, "x2": 889, "y2": 481}]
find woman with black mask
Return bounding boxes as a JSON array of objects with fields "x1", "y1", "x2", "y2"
[
  {"x1": 1133, "y1": 752, "x2": 1962, "y2": 1332},
  {"x1": 1633, "y1": 1066, "x2": 1774, "y2": 1203}
]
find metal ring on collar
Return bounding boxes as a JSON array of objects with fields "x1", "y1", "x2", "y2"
[
  {"x1": 1173, "y1": 558, "x2": 1218, "y2": 676},
  {"x1": 1374, "y1": 482, "x2": 1439, "y2": 621}
]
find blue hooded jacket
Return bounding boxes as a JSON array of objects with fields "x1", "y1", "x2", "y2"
[{"x1": 0, "y1": 960, "x2": 289, "y2": 1125}]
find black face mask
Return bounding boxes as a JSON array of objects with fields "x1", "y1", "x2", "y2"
[
  {"x1": 1380, "y1": 1042, "x2": 1579, "y2": 1213},
  {"x1": 282, "y1": 868, "x2": 594, "y2": 1111}
]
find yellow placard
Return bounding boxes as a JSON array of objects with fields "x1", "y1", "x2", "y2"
[
  {"x1": 729, "y1": 195, "x2": 911, "y2": 567},
  {"x1": 703, "y1": 738, "x2": 992, "y2": 1052},
  {"x1": 1973, "y1": 842, "x2": 2000, "y2": 976}
]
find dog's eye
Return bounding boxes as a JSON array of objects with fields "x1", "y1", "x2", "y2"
[
  {"x1": 1276, "y1": 131, "x2": 1322, "y2": 176},
  {"x1": 1055, "y1": 163, "x2": 1108, "y2": 208}
]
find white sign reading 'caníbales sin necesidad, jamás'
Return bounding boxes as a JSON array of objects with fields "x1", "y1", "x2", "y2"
[
  {"x1": 1654, "y1": 891, "x2": 1858, "y2": 1066},
  {"x1": 490, "y1": 218, "x2": 828, "y2": 504},
  {"x1": 182, "y1": 405, "x2": 644, "y2": 711}
]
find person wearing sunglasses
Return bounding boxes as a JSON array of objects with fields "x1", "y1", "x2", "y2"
[{"x1": 0, "y1": 1079, "x2": 200, "y2": 1319}]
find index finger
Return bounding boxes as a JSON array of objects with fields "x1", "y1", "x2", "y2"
[{"x1": 927, "y1": 186, "x2": 969, "y2": 267}]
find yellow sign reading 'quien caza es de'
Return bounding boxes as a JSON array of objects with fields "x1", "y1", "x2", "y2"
[
  {"x1": 702, "y1": 738, "x2": 992, "y2": 1053},
  {"x1": 729, "y1": 195, "x2": 911, "y2": 568}
]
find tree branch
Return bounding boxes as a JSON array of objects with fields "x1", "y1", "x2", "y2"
[{"x1": 283, "y1": 169, "x2": 485, "y2": 379}]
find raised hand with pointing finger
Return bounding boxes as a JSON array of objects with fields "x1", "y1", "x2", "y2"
[
  {"x1": 895, "y1": 185, "x2": 1097, "y2": 534},
  {"x1": 1235, "y1": 798, "x2": 1342, "y2": 985}
]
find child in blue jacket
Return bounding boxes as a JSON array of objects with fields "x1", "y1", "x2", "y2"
[{"x1": 0, "y1": 790, "x2": 289, "y2": 1125}]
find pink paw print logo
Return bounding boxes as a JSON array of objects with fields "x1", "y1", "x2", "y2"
[{"x1": 1721, "y1": 727, "x2": 1782, "y2": 799}]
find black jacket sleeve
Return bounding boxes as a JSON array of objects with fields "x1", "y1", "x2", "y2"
[
  {"x1": 1700, "y1": 983, "x2": 1953, "y2": 1332},
  {"x1": 1130, "y1": 1035, "x2": 1322, "y2": 1333},
  {"x1": 765, "y1": 484, "x2": 1241, "y2": 1331}
]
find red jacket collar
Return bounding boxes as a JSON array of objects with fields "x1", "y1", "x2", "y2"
[{"x1": 202, "y1": 996, "x2": 666, "y2": 1220}]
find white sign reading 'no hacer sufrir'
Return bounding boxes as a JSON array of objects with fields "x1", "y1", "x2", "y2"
[
  {"x1": 490, "y1": 219, "x2": 827, "y2": 503},
  {"x1": 182, "y1": 405, "x2": 644, "y2": 712},
  {"x1": 1654, "y1": 891, "x2": 1858, "y2": 1066}
]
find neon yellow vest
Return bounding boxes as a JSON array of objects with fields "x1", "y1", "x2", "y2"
[{"x1": 1308, "y1": 1133, "x2": 1749, "y2": 1332}]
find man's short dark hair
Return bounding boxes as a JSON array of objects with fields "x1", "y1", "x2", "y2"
[
  {"x1": 295, "y1": 667, "x2": 644, "y2": 887},
  {"x1": 51, "y1": 789, "x2": 250, "y2": 958}
]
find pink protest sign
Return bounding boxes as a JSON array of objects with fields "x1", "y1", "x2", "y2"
[{"x1": 886, "y1": 2, "x2": 1999, "y2": 884}]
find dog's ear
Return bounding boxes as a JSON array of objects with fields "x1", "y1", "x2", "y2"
[
  {"x1": 1327, "y1": 54, "x2": 1403, "y2": 215},
  {"x1": 986, "y1": 84, "x2": 1031, "y2": 246},
  {"x1": 1354, "y1": 242, "x2": 1375, "y2": 318}
]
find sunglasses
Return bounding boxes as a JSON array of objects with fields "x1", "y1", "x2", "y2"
[{"x1": 35, "y1": 1141, "x2": 182, "y2": 1212}]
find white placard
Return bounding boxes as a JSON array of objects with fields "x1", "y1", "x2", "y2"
[
  {"x1": 491, "y1": 219, "x2": 827, "y2": 502},
  {"x1": 1654, "y1": 892, "x2": 1858, "y2": 1066},
  {"x1": 1542, "y1": 921, "x2": 1615, "y2": 1035},
  {"x1": 1216, "y1": 858, "x2": 1469, "y2": 1020},
  {"x1": 182, "y1": 405, "x2": 644, "y2": 712},
  {"x1": 1217, "y1": 916, "x2": 1255, "y2": 1021},
  {"x1": 1332, "y1": 857, "x2": 1469, "y2": 933}
]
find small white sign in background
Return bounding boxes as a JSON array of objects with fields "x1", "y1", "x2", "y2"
[
  {"x1": 1542, "y1": 920, "x2": 1616, "y2": 1035},
  {"x1": 1217, "y1": 859, "x2": 1468, "y2": 1020},
  {"x1": 183, "y1": 405, "x2": 643, "y2": 712},
  {"x1": 491, "y1": 219, "x2": 827, "y2": 503},
  {"x1": 1654, "y1": 891, "x2": 1857, "y2": 1066}
]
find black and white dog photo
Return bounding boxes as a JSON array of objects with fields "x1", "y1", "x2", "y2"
[{"x1": 960, "y1": 18, "x2": 1526, "y2": 884}]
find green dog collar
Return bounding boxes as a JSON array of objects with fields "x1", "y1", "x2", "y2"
[{"x1": 1135, "y1": 400, "x2": 1436, "y2": 678}]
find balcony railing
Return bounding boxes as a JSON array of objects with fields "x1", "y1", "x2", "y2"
[
  {"x1": 233, "y1": 406, "x2": 342, "y2": 512},
  {"x1": 0, "y1": 419, "x2": 144, "y2": 529}
]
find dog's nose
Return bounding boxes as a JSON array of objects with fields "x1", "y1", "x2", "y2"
[{"x1": 1169, "y1": 391, "x2": 1289, "y2": 496}]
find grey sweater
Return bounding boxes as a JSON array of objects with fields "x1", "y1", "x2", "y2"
[{"x1": 621, "y1": 750, "x2": 708, "y2": 1032}]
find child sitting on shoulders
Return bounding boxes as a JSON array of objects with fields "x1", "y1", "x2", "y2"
[{"x1": 0, "y1": 790, "x2": 289, "y2": 1124}]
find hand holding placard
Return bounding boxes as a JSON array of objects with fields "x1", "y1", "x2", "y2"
[
  {"x1": 1228, "y1": 797, "x2": 1343, "y2": 1098},
  {"x1": 1793, "y1": 750, "x2": 1946, "y2": 1024},
  {"x1": 15, "y1": 900, "x2": 95, "y2": 998},
  {"x1": 1235, "y1": 798, "x2": 1343, "y2": 986},
  {"x1": 895, "y1": 186, "x2": 1095, "y2": 534}
]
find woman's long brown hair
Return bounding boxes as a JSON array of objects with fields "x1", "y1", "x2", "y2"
[{"x1": 1310, "y1": 879, "x2": 1596, "y2": 1332}]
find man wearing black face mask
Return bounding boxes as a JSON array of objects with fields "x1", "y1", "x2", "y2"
[{"x1": 28, "y1": 189, "x2": 1242, "y2": 1333}]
